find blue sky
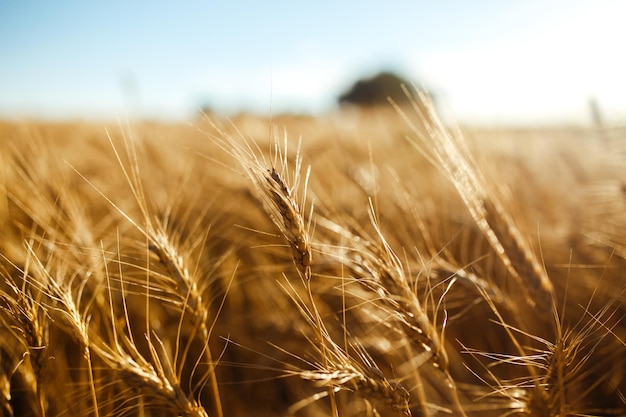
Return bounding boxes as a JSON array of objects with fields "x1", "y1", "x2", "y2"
[{"x1": 1, "y1": 1, "x2": 625, "y2": 124}]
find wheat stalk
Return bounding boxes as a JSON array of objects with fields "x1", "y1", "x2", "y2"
[
  {"x1": 22, "y1": 237, "x2": 210, "y2": 417},
  {"x1": 392, "y1": 86, "x2": 554, "y2": 310},
  {"x1": 315, "y1": 210, "x2": 450, "y2": 374},
  {"x1": 279, "y1": 278, "x2": 413, "y2": 417},
  {"x1": 101, "y1": 133, "x2": 224, "y2": 417}
]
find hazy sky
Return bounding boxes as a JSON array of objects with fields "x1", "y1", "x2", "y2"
[{"x1": 1, "y1": 1, "x2": 625, "y2": 124}]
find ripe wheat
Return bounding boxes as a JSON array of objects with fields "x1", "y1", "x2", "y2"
[{"x1": 0, "y1": 96, "x2": 624, "y2": 417}]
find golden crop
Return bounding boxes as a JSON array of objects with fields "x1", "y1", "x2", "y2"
[{"x1": 1, "y1": 95, "x2": 624, "y2": 416}]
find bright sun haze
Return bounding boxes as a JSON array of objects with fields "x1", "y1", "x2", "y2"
[{"x1": 1, "y1": 1, "x2": 625, "y2": 124}]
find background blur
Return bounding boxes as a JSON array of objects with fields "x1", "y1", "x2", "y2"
[{"x1": 1, "y1": 1, "x2": 625, "y2": 125}]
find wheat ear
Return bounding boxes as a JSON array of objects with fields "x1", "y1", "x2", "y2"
[
  {"x1": 297, "y1": 364, "x2": 411, "y2": 417},
  {"x1": 316, "y1": 211, "x2": 450, "y2": 374},
  {"x1": 105, "y1": 134, "x2": 224, "y2": 417},
  {"x1": 393, "y1": 86, "x2": 554, "y2": 309},
  {"x1": 213, "y1": 123, "x2": 313, "y2": 275},
  {"x1": 266, "y1": 166, "x2": 313, "y2": 273},
  {"x1": 281, "y1": 279, "x2": 412, "y2": 417},
  {"x1": 0, "y1": 273, "x2": 48, "y2": 416}
]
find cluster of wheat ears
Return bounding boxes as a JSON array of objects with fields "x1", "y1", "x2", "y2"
[{"x1": 1, "y1": 91, "x2": 625, "y2": 417}]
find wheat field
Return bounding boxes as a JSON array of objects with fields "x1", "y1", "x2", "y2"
[{"x1": 1, "y1": 94, "x2": 625, "y2": 417}]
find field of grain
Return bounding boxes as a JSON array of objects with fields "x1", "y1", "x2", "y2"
[{"x1": 1, "y1": 95, "x2": 625, "y2": 416}]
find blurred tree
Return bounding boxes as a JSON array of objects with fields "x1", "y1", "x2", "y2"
[{"x1": 338, "y1": 71, "x2": 417, "y2": 107}]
